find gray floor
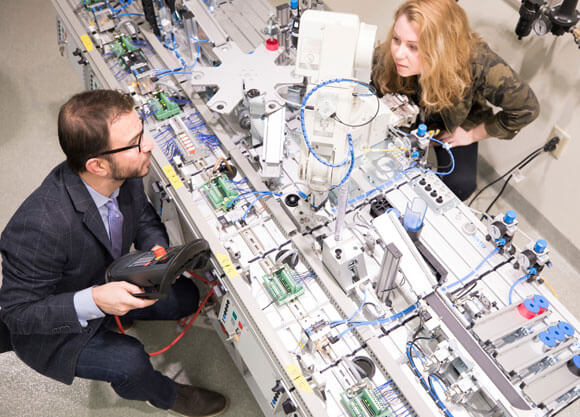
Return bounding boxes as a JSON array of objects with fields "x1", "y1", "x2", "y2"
[{"x1": 0, "y1": 1, "x2": 578, "y2": 417}]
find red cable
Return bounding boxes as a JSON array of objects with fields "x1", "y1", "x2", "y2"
[
  {"x1": 148, "y1": 288, "x2": 214, "y2": 356},
  {"x1": 114, "y1": 272, "x2": 218, "y2": 355},
  {"x1": 114, "y1": 315, "x2": 126, "y2": 335}
]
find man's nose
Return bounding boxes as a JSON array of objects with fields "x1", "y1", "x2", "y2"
[{"x1": 141, "y1": 134, "x2": 154, "y2": 153}]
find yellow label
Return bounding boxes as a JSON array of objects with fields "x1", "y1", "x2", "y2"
[
  {"x1": 162, "y1": 164, "x2": 184, "y2": 189},
  {"x1": 80, "y1": 34, "x2": 94, "y2": 52},
  {"x1": 216, "y1": 253, "x2": 239, "y2": 279},
  {"x1": 285, "y1": 364, "x2": 313, "y2": 394}
]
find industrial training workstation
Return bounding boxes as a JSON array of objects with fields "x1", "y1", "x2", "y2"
[{"x1": 1, "y1": 0, "x2": 580, "y2": 417}]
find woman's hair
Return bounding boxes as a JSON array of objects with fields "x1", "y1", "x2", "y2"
[{"x1": 373, "y1": 0, "x2": 480, "y2": 112}]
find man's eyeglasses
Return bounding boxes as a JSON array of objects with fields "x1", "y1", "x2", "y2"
[{"x1": 91, "y1": 123, "x2": 144, "y2": 158}]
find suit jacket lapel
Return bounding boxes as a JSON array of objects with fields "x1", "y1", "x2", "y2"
[{"x1": 62, "y1": 164, "x2": 113, "y2": 257}]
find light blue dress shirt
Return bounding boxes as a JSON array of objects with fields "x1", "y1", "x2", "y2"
[{"x1": 73, "y1": 182, "x2": 121, "y2": 327}]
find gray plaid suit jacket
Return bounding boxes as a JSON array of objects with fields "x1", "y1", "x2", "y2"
[{"x1": 0, "y1": 162, "x2": 168, "y2": 384}]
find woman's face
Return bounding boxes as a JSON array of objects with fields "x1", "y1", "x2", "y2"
[{"x1": 390, "y1": 14, "x2": 422, "y2": 77}]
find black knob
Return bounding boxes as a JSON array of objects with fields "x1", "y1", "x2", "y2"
[
  {"x1": 425, "y1": 184, "x2": 432, "y2": 191},
  {"x1": 430, "y1": 190, "x2": 437, "y2": 197},
  {"x1": 436, "y1": 196, "x2": 443, "y2": 204},
  {"x1": 285, "y1": 194, "x2": 300, "y2": 207},
  {"x1": 419, "y1": 178, "x2": 426, "y2": 185},
  {"x1": 72, "y1": 48, "x2": 82, "y2": 56},
  {"x1": 282, "y1": 399, "x2": 297, "y2": 414},
  {"x1": 272, "y1": 380, "x2": 285, "y2": 393}
]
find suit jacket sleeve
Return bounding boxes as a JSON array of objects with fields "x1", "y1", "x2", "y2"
[{"x1": 0, "y1": 205, "x2": 83, "y2": 336}]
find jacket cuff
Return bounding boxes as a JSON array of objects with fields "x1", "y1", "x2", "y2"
[
  {"x1": 73, "y1": 287, "x2": 105, "y2": 327},
  {"x1": 484, "y1": 115, "x2": 517, "y2": 140}
]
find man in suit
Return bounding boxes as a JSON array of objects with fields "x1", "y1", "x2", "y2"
[{"x1": 0, "y1": 90, "x2": 227, "y2": 417}]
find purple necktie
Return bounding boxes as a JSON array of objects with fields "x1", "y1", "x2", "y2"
[{"x1": 106, "y1": 199, "x2": 123, "y2": 258}]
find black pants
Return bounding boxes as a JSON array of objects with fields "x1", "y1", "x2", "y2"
[
  {"x1": 75, "y1": 277, "x2": 199, "y2": 409},
  {"x1": 434, "y1": 142, "x2": 478, "y2": 201}
]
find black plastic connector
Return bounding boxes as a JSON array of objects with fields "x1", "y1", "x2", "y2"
[{"x1": 544, "y1": 136, "x2": 560, "y2": 152}]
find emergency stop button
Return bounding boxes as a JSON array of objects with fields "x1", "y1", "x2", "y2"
[{"x1": 153, "y1": 247, "x2": 167, "y2": 259}]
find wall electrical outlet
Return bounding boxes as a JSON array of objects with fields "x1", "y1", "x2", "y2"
[{"x1": 547, "y1": 124, "x2": 570, "y2": 159}]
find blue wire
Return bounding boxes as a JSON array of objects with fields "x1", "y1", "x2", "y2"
[
  {"x1": 334, "y1": 303, "x2": 417, "y2": 339},
  {"x1": 393, "y1": 128, "x2": 409, "y2": 136},
  {"x1": 408, "y1": 344, "x2": 424, "y2": 364},
  {"x1": 226, "y1": 191, "x2": 274, "y2": 209},
  {"x1": 428, "y1": 375, "x2": 454, "y2": 417},
  {"x1": 240, "y1": 192, "x2": 282, "y2": 222},
  {"x1": 442, "y1": 246, "x2": 500, "y2": 291},
  {"x1": 114, "y1": 12, "x2": 144, "y2": 17},
  {"x1": 106, "y1": 0, "x2": 132, "y2": 14},
  {"x1": 508, "y1": 273, "x2": 530, "y2": 305},
  {"x1": 428, "y1": 374, "x2": 447, "y2": 393},
  {"x1": 112, "y1": 0, "x2": 133, "y2": 14},
  {"x1": 329, "y1": 290, "x2": 368, "y2": 328},
  {"x1": 346, "y1": 289, "x2": 367, "y2": 321},
  {"x1": 427, "y1": 137, "x2": 455, "y2": 176},
  {"x1": 157, "y1": 71, "x2": 192, "y2": 79},
  {"x1": 300, "y1": 79, "x2": 370, "y2": 169},
  {"x1": 407, "y1": 346, "x2": 454, "y2": 417},
  {"x1": 331, "y1": 134, "x2": 355, "y2": 189},
  {"x1": 189, "y1": 37, "x2": 209, "y2": 69},
  {"x1": 154, "y1": 127, "x2": 171, "y2": 138},
  {"x1": 406, "y1": 344, "x2": 429, "y2": 390},
  {"x1": 230, "y1": 178, "x2": 247, "y2": 185},
  {"x1": 169, "y1": 97, "x2": 191, "y2": 104}
]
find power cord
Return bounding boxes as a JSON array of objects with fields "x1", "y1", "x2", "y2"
[
  {"x1": 114, "y1": 271, "x2": 217, "y2": 357},
  {"x1": 468, "y1": 137, "x2": 560, "y2": 210}
]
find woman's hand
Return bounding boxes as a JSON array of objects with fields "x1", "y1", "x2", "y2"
[{"x1": 439, "y1": 124, "x2": 489, "y2": 148}]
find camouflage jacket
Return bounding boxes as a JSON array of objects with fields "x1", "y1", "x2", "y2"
[{"x1": 373, "y1": 41, "x2": 540, "y2": 139}]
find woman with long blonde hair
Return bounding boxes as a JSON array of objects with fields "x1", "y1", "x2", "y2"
[{"x1": 372, "y1": 0, "x2": 539, "y2": 200}]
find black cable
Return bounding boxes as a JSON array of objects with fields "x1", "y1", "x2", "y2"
[
  {"x1": 318, "y1": 343, "x2": 368, "y2": 375},
  {"x1": 483, "y1": 173, "x2": 513, "y2": 216},
  {"x1": 330, "y1": 80, "x2": 380, "y2": 128},
  {"x1": 483, "y1": 149, "x2": 544, "y2": 215},
  {"x1": 468, "y1": 147, "x2": 543, "y2": 207},
  {"x1": 412, "y1": 336, "x2": 435, "y2": 343},
  {"x1": 449, "y1": 257, "x2": 514, "y2": 297},
  {"x1": 453, "y1": 280, "x2": 478, "y2": 300},
  {"x1": 472, "y1": 136, "x2": 560, "y2": 209},
  {"x1": 261, "y1": 300, "x2": 275, "y2": 310},
  {"x1": 378, "y1": 314, "x2": 421, "y2": 339}
]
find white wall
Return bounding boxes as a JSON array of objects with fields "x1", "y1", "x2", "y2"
[{"x1": 326, "y1": 0, "x2": 580, "y2": 251}]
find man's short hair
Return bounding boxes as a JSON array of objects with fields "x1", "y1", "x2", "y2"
[{"x1": 58, "y1": 90, "x2": 135, "y2": 173}]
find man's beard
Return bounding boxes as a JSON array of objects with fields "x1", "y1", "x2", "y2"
[{"x1": 110, "y1": 157, "x2": 149, "y2": 181}]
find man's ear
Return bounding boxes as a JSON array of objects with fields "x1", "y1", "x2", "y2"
[{"x1": 85, "y1": 157, "x2": 110, "y2": 177}]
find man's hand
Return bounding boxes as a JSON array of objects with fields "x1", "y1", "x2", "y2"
[
  {"x1": 92, "y1": 281, "x2": 157, "y2": 316},
  {"x1": 439, "y1": 124, "x2": 489, "y2": 148}
]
